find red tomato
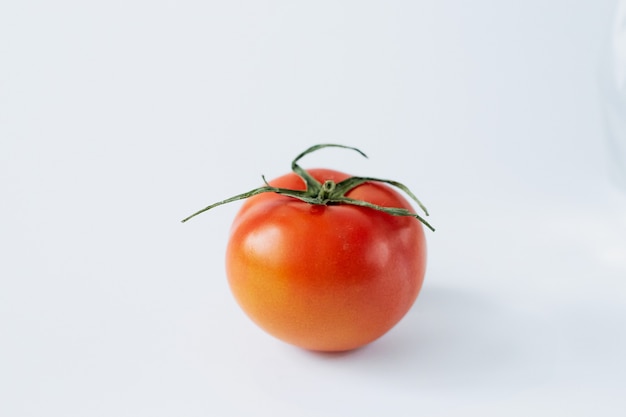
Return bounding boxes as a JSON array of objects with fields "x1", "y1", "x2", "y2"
[{"x1": 225, "y1": 168, "x2": 427, "y2": 351}]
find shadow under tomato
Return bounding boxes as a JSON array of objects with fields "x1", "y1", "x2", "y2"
[
  {"x1": 297, "y1": 282, "x2": 557, "y2": 393},
  {"x1": 241, "y1": 280, "x2": 561, "y2": 417}
]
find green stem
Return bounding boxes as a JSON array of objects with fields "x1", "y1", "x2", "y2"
[{"x1": 318, "y1": 180, "x2": 336, "y2": 202}]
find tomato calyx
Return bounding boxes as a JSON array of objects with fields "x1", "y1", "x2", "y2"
[{"x1": 182, "y1": 144, "x2": 435, "y2": 231}]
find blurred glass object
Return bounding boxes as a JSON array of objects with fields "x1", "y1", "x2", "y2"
[{"x1": 602, "y1": 0, "x2": 626, "y2": 192}]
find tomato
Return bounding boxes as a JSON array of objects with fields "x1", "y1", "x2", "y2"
[{"x1": 184, "y1": 144, "x2": 432, "y2": 352}]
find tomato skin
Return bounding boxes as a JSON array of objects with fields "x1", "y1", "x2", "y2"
[{"x1": 225, "y1": 168, "x2": 427, "y2": 351}]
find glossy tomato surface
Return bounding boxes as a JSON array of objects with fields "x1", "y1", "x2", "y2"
[{"x1": 225, "y1": 168, "x2": 427, "y2": 351}]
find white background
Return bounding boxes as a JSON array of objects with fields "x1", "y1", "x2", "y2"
[{"x1": 2, "y1": 1, "x2": 626, "y2": 416}]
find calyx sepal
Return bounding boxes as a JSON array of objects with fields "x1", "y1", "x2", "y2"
[{"x1": 182, "y1": 144, "x2": 434, "y2": 231}]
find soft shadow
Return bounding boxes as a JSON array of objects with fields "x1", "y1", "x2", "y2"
[{"x1": 294, "y1": 283, "x2": 557, "y2": 392}]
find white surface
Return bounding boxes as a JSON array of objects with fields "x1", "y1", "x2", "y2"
[{"x1": 1, "y1": 1, "x2": 625, "y2": 416}]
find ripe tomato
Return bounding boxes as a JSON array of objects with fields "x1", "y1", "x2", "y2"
[
  {"x1": 183, "y1": 144, "x2": 432, "y2": 352},
  {"x1": 226, "y1": 168, "x2": 427, "y2": 351}
]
